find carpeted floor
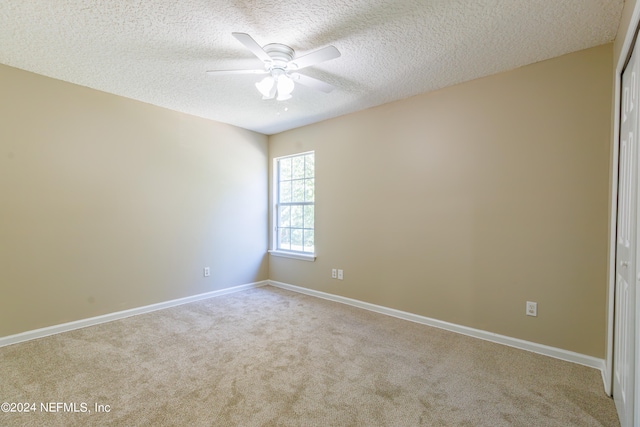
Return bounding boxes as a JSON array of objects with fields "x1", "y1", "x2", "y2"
[{"x1": 0, "y1": 285, "x2": 620, "y2": 426}]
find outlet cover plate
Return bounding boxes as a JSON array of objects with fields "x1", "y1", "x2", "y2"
[{"x1": 526, "y1": 301, "x2": 537, "y2": 317}]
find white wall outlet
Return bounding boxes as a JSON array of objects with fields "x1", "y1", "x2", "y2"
[
  {"x1": 338, "y1": 269, "x2": 344, "y2": 280},
  {"x1": 526, "y1": 301, "x2": 537, "y2": 317},
  {"x1": 203, "y1": 267, "x2": 210, "y2": 277},
  {"x1": 331, "y1": 269, "x2": 337, "y2": 279}
]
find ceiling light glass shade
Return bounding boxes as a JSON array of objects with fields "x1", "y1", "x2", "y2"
[
  {"x1": 255, "y1": 73, "x2": 295, "y2": 101},
  {"x1": 255, "y1": 76, "x2": 276, "y2": 99},
  {"x1": 276, "y1": 75, "x2": 294, "y2": 101}
]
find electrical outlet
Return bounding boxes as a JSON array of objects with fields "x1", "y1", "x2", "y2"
[
  {"x1": 526, "y1": 301, "x2": 537, "y2": 317},
  {"x1": 338, "y1": 269, "x2": 343, "y2": 280},
  {"x1": 203, "y1": 267, "x2": 210, "y2": 277},
  {"x1": 331, "y1": 269, "x2": 337, "y2": 279}
]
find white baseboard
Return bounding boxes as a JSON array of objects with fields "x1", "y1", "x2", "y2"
[
  {"x1": 2, "y1": 278, "x2": 607, "y2": 388},
  {"x1": 0, "y1": 280, "x2": 268, "y2": 348},
  {"x1": 268, "y1": 280, "x2": 606, "y2": 374}
]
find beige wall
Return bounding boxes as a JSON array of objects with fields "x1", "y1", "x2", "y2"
[
  {"x1": 0, "y1": 64, "x2": 268, "y2": 337},
  {"x1": 269, "y1": 44, "x2": 613, "y2": 358}
]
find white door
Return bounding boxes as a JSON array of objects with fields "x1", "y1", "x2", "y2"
[{"x1": 614, "y1": 41, "x2": 638, "y2": 427}]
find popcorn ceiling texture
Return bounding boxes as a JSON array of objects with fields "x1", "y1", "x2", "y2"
[{"x1": 0, "y1": 0, "x2": 623, "y2": 134}]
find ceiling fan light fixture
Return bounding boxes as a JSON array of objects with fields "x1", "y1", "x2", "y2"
[
  {"x1": 256, "y1": 76, "x2": 276, "y2": 99},
  {"x1": 276, "y1": 74, "x2": 294, "y2": 101}
]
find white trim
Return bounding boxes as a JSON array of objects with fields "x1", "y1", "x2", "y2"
[
  {"x1": 602, "y1": 357, "x2": 611, "y2": 399},
  {"x1": 275, "y1": 150, "x2": 315, "y2": 161},
  {"x1": 269, "y1": 280, "x2": 605, "y2": 372},
  {"x1": 268, "y1": 250, "x2": 316, "y2": 261},
  {"x1": 0, "y1": 281, "x2": 268, "y2": 348},
  {"x1": 607, "y1": 1, "x2": 640, "y2": 402}
]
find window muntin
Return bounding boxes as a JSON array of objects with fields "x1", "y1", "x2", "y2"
[{"x1": 275, "y1": 152, "x2": 314, "y2": 253}]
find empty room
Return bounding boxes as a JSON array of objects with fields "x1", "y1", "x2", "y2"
[{"x1": 1, "y1": 1, "x2": 638, "y2": 426}]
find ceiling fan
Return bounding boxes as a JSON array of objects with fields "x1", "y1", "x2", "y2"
[{"x1": 206, "y1": 32, "x2": 341, "y2": 101}]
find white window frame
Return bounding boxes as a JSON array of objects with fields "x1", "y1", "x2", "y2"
[{"x1": 269, "y1": 151, "x2": 316, "y2": 262}]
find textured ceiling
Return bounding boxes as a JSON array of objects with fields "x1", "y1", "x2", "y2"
[{"x1": 0, "y1": 0, "x2": 624, "y2": 135}]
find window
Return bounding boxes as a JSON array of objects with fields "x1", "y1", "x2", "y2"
[{"x1": 273, "y1": 152, "x2": 315, "y2": 257}]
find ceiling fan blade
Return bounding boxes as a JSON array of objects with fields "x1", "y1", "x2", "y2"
[
  {"x1": 290, "y1": 73, "x2": 335, "y2": 93},
  {"x1": 206, "y1": 69, "x2": 268, "y2": 75},
  {"x1": 232, "y1": 32, "x2": 272, "y2": 63},
  {"x1": 288, "y1": 46, "x2": 340, "y2": 70}
]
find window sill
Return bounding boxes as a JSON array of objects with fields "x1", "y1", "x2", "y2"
[{"x1": 268, "y1": 250, "x2": 316, "y2": 262}]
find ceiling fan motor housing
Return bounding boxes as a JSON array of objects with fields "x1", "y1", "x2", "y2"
[{"x1": 263, "y1": 43, "x2": 295, "y2": 71}]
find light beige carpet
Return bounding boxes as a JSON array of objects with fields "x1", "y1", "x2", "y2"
[{"x1": 0, "y1": 285, "x2": 619, "y2": 426}]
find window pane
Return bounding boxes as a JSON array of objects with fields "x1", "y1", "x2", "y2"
[
  {"x1": 279, "y1": 206, "x2": 290, "y2": 228},
  {"x1": 305, "y1": 154, "x2": 314, "y2": 178},
  {"x1": 292, "y1": 179, "x2": 304, "y2": 202},
  {"x1": 279, "y1": 158, "x2": 292, "y2": 181},
  {"x1": 292, "y1": 156, "x2": 305, "y2": 179},
  {"x1": 279, "y1": 228, "x2": 291, "y2": 250},
  {"x1": 303, "y1": 230, "x2": 314, "y2": 252},
  {"x1": 291, "y1": 205, "x2": 303, "y2": 228},
  {"x1": 279, "y1": 181, "x2": 291, "y2": 203},
  {"x1": 304, "y1": 178, "x2": 314, "y2": 202},
  {"x1": 291, "y1": 228, "x2": 303, "y2": 250},
  {"x1": 303, "y1": 206, "x2": 314, "y2": 228},
  {"x1": 274, "y1": 152, "x2": 314, "y2": 255}
]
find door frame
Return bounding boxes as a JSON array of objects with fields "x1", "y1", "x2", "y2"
[{"x1": 607, "y1": 4, "x2": 640, "y2": 422}]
